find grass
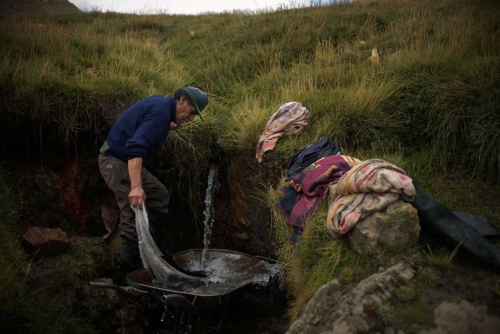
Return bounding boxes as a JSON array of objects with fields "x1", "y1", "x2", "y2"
[
  {"x1": 423, "y1": 242, "x2": 462, "y2": 267},
  {"x1": 0, "y1": 0, "x2": 499, "y2": 328},
  {"x1": 268, "y1": 184, "x2": 373, "y2": 319},
  {"x1": 0, "y1": 172, "x2": 96, "y2": 333},
  {"x1": 1, "y1": 1, "x2": 498, "y2": 184}
]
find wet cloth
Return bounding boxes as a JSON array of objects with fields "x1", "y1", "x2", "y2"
[
  {"x1": 256, "y1": 102, "x2": 310, "y2": 163},
  {"x1": 134, "y1": 205, "x2": 203, "y2": 280},
  {"x1": 327, "y1": 159, "x2": 415, "y2": 236},
  {"x1": 279, "y1": 155, "x2": 360, "y2": 233}
]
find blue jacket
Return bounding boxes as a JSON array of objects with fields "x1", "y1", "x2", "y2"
[{"x1": 107, "y1": 95, "x2": 176, "y2": 166}]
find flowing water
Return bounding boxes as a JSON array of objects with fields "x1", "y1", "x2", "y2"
[{"x1": 201, "y1": 164, "x2": 219, "y2": 268}]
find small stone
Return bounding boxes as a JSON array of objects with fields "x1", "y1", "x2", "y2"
[
  {"x1": 234, "y1": 232, "x2": 250, "y2": 240},
  {"x1": 22, "y1": 226, "x2": 71, "y2": 258}
]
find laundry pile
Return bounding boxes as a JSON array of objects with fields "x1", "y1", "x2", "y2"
[
  {"x1": 327, "y1": 159, "x2": 416, "y2": 236},
  {"x1": 256, "y1": 102, "x2": 500, "y2": 270}
]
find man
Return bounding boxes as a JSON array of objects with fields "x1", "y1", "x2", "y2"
[{"x1": 98, "y1": 85, "x2": 208, "y2": 279}]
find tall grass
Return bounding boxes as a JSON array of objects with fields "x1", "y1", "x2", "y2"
[
  {"x1": 0, "y1": 13, "x2": 190, "y2": 136},
  {"x1": 1, "y1": 0, "x2": 498, "y2": 182},
  {"x1": 1, "y1": 0, "x2": 499, "y2": 324}
]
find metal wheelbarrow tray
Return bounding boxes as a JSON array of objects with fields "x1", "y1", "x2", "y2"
[{"x1": 125, "y1": 248, "x2": 280, "y2": 311}]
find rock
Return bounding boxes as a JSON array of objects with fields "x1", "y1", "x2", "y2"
[
  {"x1": 420, "y1": 299, "x2": 500, "y2": 334},
  {"x1": 100, "y1": 203, "x2": 119, "y2": 237},
  {"x1": 234, "y1": 231, "x2": 250, "y2": 240},
  {"x1": 350, "y1": 200, "x2": 420, "y2": 255},
  {"x1": 25, "y1": 236, "x2": 110, "y2": 307},
  {"x1": 287, "y1": 263, "x2": 416, "y2": 334},
  {"x1": 21, "y1": 226, "x2": 71, "y2": 258}
]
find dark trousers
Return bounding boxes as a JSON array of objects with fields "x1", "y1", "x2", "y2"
[{"x1": 98, "y1": 154, "x2": 170, "y2": 241}]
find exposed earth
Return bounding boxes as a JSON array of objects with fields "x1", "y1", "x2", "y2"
[{"x1": 0, "y1": 0, "x2": 80, "y2": 15}]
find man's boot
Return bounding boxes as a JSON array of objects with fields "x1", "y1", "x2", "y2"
[{"x1": 119, "y1": 236, "x2": 142, "y2": 284}]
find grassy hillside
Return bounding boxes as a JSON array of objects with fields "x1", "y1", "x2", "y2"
[
  {"x1": 1, "y1": 0, "x2": 499, "y2": 329},
  {"x1": 0, "y1": 0, "x2": 498, "y2": 184}
]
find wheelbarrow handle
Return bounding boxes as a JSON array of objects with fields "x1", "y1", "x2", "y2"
[{"x1": 89, "y1": 281, "x2": 145, "y2": 303}]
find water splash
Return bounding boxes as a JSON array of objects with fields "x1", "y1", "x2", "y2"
[
  {"x1": 201, "y1": 165, "x2": 219, "y2": 268},
  {"x1": 153, "y1": 250, "x2": 282, "y2": 296}
]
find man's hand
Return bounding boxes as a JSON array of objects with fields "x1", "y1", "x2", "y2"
[
  {"x1": 170, "y1": 121, "x2": 179, "y2": 130},
  {"x1": 128, "y1": 185, "x2": 146, "y2": 209},
  {"x1": 128, "y1": 157, "x2": 146, "y2": 209}
]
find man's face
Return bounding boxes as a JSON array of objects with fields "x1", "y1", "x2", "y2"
[{"x1": 174, "y1": 96, "x2": 198, "y2": 127}]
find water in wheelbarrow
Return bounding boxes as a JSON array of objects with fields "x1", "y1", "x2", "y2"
[{"x1": 149, "y1": 249, "x2": 281, "y2": 297}]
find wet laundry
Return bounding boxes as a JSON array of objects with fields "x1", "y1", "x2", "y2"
[{"x1": 134, "y1": 205, "x2": 206, "y2": 280}]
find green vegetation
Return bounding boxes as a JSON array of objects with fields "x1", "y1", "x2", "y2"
[
  {"x1": 0, "y1": 173, "x2": 96, "y2": 333},
  {"x1": 1, "y1": 0, "x2": 499, "y2": 328},
  {"x1": 269, "y1": 184, "x2": 373, "y2": 318},
  {"x1": 1, "y1": 0, "x2": 498, "y2": 185}
]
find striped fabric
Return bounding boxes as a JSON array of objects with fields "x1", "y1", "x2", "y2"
[
  {"x1": 278, "y1": 155, "x2": 360, "y2": 233},
  {"x1": 327, "y1": 159, "x2": 415, "y2": 236},
  {"x1": 256, "y1": 102, "x2": 310, "y2": 163}
]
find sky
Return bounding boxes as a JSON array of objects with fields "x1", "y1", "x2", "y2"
[{"x1": 68, "y1": 0, "x2": 312, "y2": 15}]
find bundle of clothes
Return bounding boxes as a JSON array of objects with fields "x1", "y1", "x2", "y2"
[
  {"x1": 326, "y1": 159, "x2": 416, "y2": 236},
  {"x1": 255, "y1": 103, "x2": 500, "y2": 270},
  {"x1": 277, "y1": 137, "x2": 500, "y2": 270},
  {"x1": 279, "y1": 145, "x2": 415, "y2": 243}
]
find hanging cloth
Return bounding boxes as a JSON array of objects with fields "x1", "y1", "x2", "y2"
[{"x1": 256, "y1": 102, "x2": 309, "y2": 163}]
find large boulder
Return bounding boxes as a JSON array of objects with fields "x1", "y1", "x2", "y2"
[
  {"x1": 420, "y1": 300, "x2": 500, "y2": 334},
  {"x1": 287, "y1": 263, "x2": 416, "y2": 334},
  {"x1": 350, "y1": 200, "x2": 420, "y2": 255}
]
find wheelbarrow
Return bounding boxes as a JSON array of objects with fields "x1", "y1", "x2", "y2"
[{"x1": 90, "y1": 248, "x2": 281, "y2": 315}]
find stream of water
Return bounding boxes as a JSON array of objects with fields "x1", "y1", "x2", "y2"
[{"x1": 201, "y1": 164, "x2": 219, "y2": 268}]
